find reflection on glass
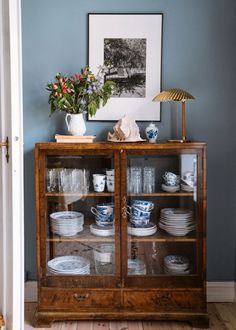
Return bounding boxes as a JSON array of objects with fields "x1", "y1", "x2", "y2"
[
  {"x1": 45, "y1": 155, "x2": 116, "y2": 276},
  {"x1": 127, "y1": 154, "x2": 198, "y2": 277}
]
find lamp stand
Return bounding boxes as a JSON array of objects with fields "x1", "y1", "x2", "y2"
[
  {"x1": 167, "y1": 100, "x2": 188, "y2": 143},
  {"x1": 182, "y1": 100, "x2": 186, "y2": 142}
]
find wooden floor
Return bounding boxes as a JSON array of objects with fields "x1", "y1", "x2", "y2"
[{"x1": 25, "y1": 303, "x2": 236, "y2": 330}]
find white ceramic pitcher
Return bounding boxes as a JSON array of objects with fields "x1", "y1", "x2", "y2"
[{"x1": 65, "y1": 113, "x2": 86, "y2": 136}]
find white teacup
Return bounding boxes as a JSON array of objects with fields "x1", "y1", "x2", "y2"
[
  {"x1": 93, "y1": 174, "x2": 106, "y2": 192},
  {"x1": 106, "y1": 169, "x2": 115, "y2": 176},
  {"x1": 106, "y1": 175, "x2": 115, "y2": 181},
  {"x1": 106, "y1": 180, "x2": 115, "y2": 192},
  {"x1": 183, "y1": 171, "x2": 195, "y2": 185}
]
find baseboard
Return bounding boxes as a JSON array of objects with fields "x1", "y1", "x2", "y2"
[
  {"x1": 206, "y1": 281, "x2": 235, "y2": 302},
  {"x1": 25, "y1": 281, "x2": 236, "y2": 303},
  {"x1": 25, "y1": 281, "x2": 37, "y2": 302}
]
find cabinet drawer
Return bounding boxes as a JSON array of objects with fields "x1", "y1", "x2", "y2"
[
  {"x1": 40, "y1": 289, "x2": 121, "y2": 310},
  {"x1": 123, "y1": 290, "x2": 205, "y2": 312}
]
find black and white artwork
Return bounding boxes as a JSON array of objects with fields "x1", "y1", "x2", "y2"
[
  {"x1": 104, "y1": 38, "x2": 146, "y2": 98},
  {"x1": 88, "y1": 14, "x2": 162, "y2": 121}
]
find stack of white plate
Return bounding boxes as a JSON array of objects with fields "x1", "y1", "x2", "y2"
[
  {"x1": 161, "y1": 184, "x2": 180, "y2": 192},
  {"x1": 50, "y1": 211, "x2": 84, "y2": 237},
  {"x1": 128, "y1": 259, "x2": 147, "y2": 275},
  {"x1": 128, "y1": 222, "x2": 157, "y2": 237},
  {"x1": 164, "y1": 255, "x2": 190, "y2": 275},
  {"x1": 90, "y1": 223, "x2": 114, "y2": 237},
  {"x1": 181, "y1": 183, "x2": 195, "y2": 192},
  {"x1": 47, "y1": 256, "x2": 90, "y2": 275},
  {"x1": 159, "y1": 208, "x2": 195, "y2": 236}
]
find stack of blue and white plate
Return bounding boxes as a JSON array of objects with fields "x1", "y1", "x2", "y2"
[
  {"x1": 50, "y1": 211, "x2": 84, "y2": 237},
  {"x1": 164, "y1": 255, "x2": 190, "y2": 275},
  {"x1": 47, "y1": 256, "x2": 90, "y2": 275}
]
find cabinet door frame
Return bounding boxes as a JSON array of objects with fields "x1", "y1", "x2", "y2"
[
  {"x1": 36, "y1": 146, "x2": 122, "y2": 289},
  {"x1": 120, "y1": 147, "x2": 206, "y2": 289}
]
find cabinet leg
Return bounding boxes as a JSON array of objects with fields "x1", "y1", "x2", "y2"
[
  {"x1": 189, "y1": 316, "x2": 209, "y2": 329},
  {"x1": 32, "y1": 311, "x2": 52, "y2": 328}
]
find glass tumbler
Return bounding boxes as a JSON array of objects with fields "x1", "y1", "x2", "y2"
[
  {"x1": 130, "y1": 167, "x2": 142, "y2": 194},
  {"x1": 143, "y1": 167, "x2": 155, "y2": 193},
  {"x1": 93, "y1": 244, "x2": 114, "y2": 275}
]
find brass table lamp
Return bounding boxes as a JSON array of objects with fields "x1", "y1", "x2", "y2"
[{"x1": 153, "y1": 89, "x2": 195, "y2": 142}]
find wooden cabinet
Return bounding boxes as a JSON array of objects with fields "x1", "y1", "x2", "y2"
[{"x1": 34, "y1": 142, "x2": 208, "y2": 328}]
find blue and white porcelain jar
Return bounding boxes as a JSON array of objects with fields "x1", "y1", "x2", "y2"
[{"x1": 145, "y1": 123, "x2": 159, "y2": 143}]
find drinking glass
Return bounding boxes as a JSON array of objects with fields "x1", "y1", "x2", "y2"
[
  {"x1": 130, "y1": 167, "x2": 142, "y2": 194},
  {"x1": 93, "y1": 244, "x2": 114, "y2": 275},
  {"x1": 58, "y1": 168, "x2": 73, "y2": 193},
  {"x1": 71, "y1": 169, "x2": 82, "y2": 192},
  {"x1": 127, "y1": 168, "x2": 131, "y2": 192},
  {"x1": 82, "y1": 169, "x2": 90, "y2": 193},
  {"x1": 47, "y1": 168, "x2": 59, "y2": 192},
  {"x1": 143, "y1": 167, "x2": 155, "y2": 193}
]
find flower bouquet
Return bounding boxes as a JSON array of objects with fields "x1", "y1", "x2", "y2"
[{"x1": 46, "y1": 66, "x2": 115, "y2": 117}]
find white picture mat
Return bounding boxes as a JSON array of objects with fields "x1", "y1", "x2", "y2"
[{"x1": 88, "y1": 14, "x2": 162, "y2": 121}]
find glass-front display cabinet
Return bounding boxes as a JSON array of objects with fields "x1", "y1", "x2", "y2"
[{"x1": 34, "y1": 142, "x2": 208, "y2": 328}]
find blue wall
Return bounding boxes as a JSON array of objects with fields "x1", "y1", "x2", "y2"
[{"x1": 22, "y1": 0, "x2": 236, "y2": 280}]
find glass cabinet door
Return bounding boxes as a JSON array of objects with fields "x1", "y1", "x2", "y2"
[
  {"x1": 40, "y1": 151, "x2": 120, "y2": 288},
  {"x1": 124, "y1": 151, "x2": 202, "y2": 287}
]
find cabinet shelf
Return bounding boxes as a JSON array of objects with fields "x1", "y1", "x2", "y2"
[
  {"x1": 129, "y1": 231, "x2": 197, "y2": 243},
  {"x1": 128, "y1": 191, "x2": 193, "y2": 197},
  {"x1": 46, "y1": 226, "x2": 196, "y2": 244},
  {"x1": 46, "y1": 192, "x2": 193, "y2": 198},
  {"x1": 46, "y1": 192, "x2": 113, "y2": 197},
  {"x1": 47, "y1": 225, "x2": 114, "y2": 243}
]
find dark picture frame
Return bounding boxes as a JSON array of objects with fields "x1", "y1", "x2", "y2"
[{"x1": 88, "y1": 13, "x2": 163, "y2": 121}]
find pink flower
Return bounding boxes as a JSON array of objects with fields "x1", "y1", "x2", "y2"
[
  {"x1": 67, "y1": 88, "x2": 72, "y2": 93},
  {"x1": 62, "y1": 86, "x2": 67, "y2": 93},
  {"x1": 72, "y1": 73, "x2": 82, "y2": 81},
  {"x1": 53, "y1": 84, "x2": 58, "y2": 90}
]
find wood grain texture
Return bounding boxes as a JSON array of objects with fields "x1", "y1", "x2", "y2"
[
  {"x1": 214, "y1": 303, "x2": 236, "y2": 330},
  {"x1": 26, "y1": 303, "x2": 236, "y2": 329}
]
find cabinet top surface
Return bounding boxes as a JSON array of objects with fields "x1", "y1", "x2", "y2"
[{"x1": 35, "y1": 141, "x2": 206, "y2": 150}]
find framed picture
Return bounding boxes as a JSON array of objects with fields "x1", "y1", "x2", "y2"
[{"x1": 88, "y1": 13, "x2": 163, "y2": 121}]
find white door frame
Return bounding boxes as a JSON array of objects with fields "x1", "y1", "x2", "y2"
[{"x1": 0, "y1": 0, "x2": 24, "y2": 329}]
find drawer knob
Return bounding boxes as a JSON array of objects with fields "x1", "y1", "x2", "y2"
[{"x1": 73, "y1": 293, "x2": 90, "y2": 302}]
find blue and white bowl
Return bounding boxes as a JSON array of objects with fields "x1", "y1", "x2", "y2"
[
  {"x1": 95, "y1": 215, "x2": 114, "y2": 227},
  {"x1": 127, "y1": 205, "x2": 151, "y2": 218},
  {"x1": 130, "y1": 216, "x2": 150, "y2": 227},
  {"x1": 131, "y1": 200, "x2": 154, "y2": 212}
]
